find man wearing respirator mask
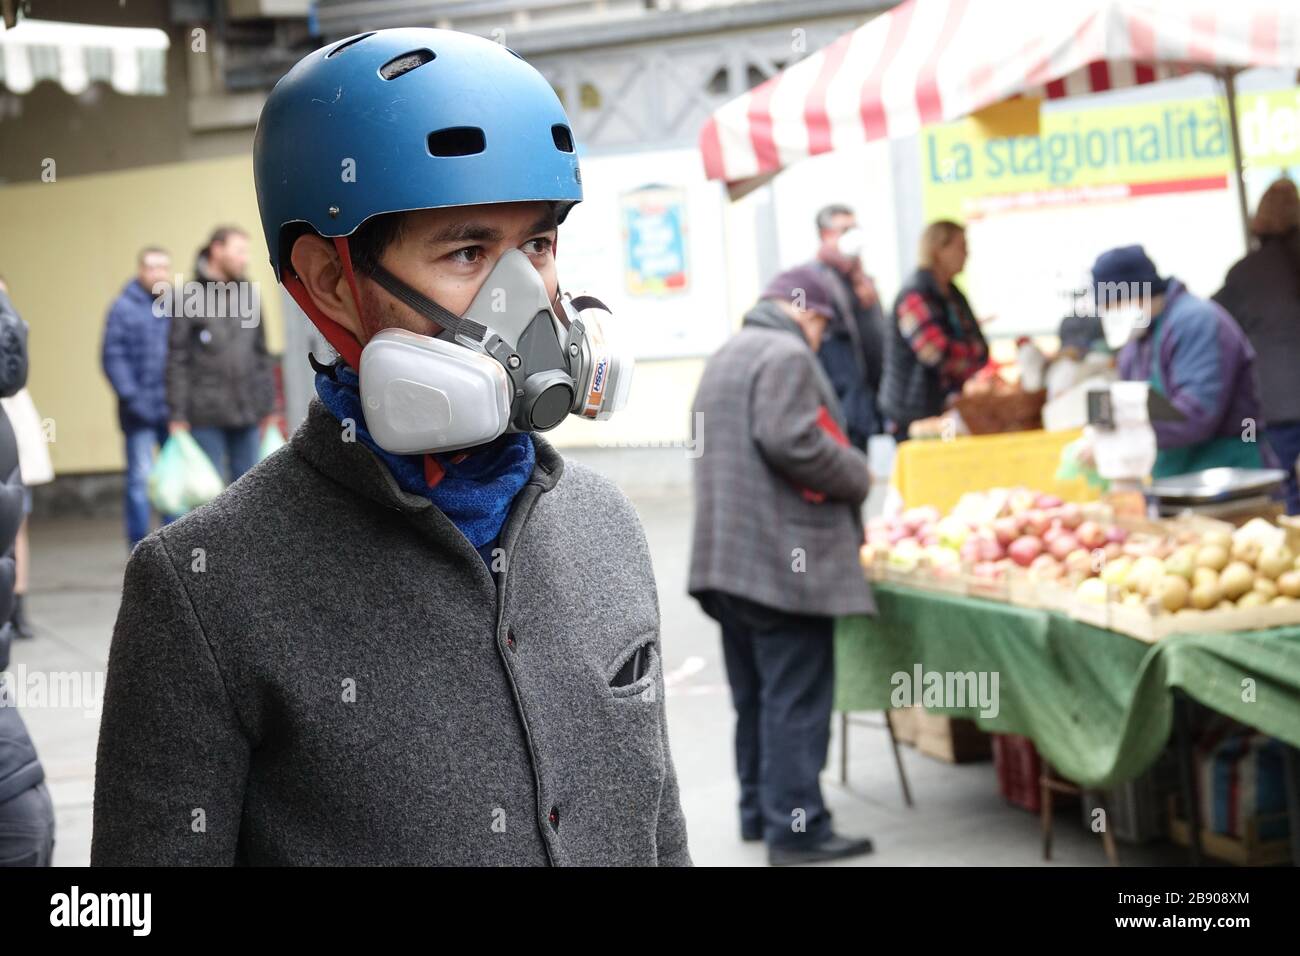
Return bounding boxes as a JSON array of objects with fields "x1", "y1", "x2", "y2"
[{"x1": 92, "y1": 28, "x2": 690, "y2": 867}]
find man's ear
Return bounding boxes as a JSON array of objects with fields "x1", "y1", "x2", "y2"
[{"x1": 289, "y1": 234, "x2": 363, "y2": 336}]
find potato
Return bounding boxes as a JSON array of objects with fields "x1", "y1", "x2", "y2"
[
  {"x1": 1190, "y1": 582, "x2": 1220, "y2": 610},
  {"x1": 1277, "y1": 570, "x2": 1300, "y2": 599},
  {"x1": 1219, "y1": 561, "x2": 1256, "y2": 600},
  {"x1": 1192, "y1": 567, "x2": 1219, "y2": 590},
  {"x1": 1253, "y1": 577, "x2": 1279, "y2": 600},
  {"x1": 1195, "y1": 544, "x2": 1229, "y2": 572},
  {"x1": 1255, "y1": 545, "x2": 1294, "y2": 580},
  {"x1": 1152, "y1": 575, "x2": 1190, "y2": 612},
  {"x1": 1201, "y1": 530, "x2": 1233, "y2": 551},
  {"x1": 1237, "y1": 591, "x2": 1267, "y2": 609},
  {"x1": 1232, "y1": 538, "x2": 1262, "y2": 567},
  {"x1": 1271, "y1": 595, "x2": 1295, "y2": 607}
]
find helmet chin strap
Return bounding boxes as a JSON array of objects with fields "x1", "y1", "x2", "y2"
[
  {"x1": 281, "y1": 236, "x2": 367, "y2": 372},
  {"x1": 283, "y1": 237, "x2": 454, "y2": 487}
]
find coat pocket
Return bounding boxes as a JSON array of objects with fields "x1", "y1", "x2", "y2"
[{"x1": 605, "y1": 636, "x2": 661, "y2": 700}]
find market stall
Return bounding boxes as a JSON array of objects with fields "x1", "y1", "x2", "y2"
[{"x1": 845, "y1": 488, "x2": 1300, "y2": 864}]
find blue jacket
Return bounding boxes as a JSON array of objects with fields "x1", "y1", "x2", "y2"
[
  {"x1": 1118, "y1": 279, "x2": 1265, "y2": 450},
  {"x1": 101, "y1": 279, "x2": 171, "y2": 429}
]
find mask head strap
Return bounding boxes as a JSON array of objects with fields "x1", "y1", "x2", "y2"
[{"x1": 368, "y1": 264, "x2": 487, "y2": 344}]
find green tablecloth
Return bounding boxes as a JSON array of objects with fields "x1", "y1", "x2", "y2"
[{"x1": 835, "y1": 583, "x2": 1300, "y2": 789}]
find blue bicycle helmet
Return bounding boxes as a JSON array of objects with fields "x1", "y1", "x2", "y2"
[{"x1": 253, "y1": 28, "x2": 583, "y2": 279}]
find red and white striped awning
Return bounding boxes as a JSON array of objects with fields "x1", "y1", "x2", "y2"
[{"x1": 701, "y1": 0, "x2": 1300, "y2": 192}]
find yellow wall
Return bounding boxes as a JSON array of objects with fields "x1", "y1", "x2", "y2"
[
  {"x1": 0, "y1": 154, "x2": 282, "y2": 474},
  {"x1": 0, "y1": 150, "x2": 771, "y2": 472}
]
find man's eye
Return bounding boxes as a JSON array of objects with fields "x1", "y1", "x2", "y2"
[
  {"x1": 450, "y1": 246, "x2": 483, "y2": 264},
  {"x1": 522, "y1": 237, "x2": 554, "y2": 256}
]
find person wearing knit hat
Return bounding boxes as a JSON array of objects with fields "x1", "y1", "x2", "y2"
[
  {"x1": 1090, "y1": 244, "x2": 1269, "y2": 478},
  {"x1": 761, "y1": 264, "x2": 837, "y2": 323},
  {"x1": 689, "y1": 264, "x2": 875, "y2": 866}
]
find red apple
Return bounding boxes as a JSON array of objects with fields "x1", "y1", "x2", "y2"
[
  {"x1": 1008, "y1": 536, "x2": 1044, "y2": 567},
  {"x1": 1019, "y1": 510, "x2": 1050, "y2": 537},
  {"x1": 1049, "y1": 533, "x2": 1080, "y2": 562},
  {"x1": 1043, "y1": 521, "x2": 1066, "y2": 546},
  {"x1": 1075, "y1": 520, "x2": 1106, "y2": 550},
  {"x1": 993, "y1": 517, "x2": 1019, "y2": 546},
  {"x1": 1034, "y1": 493, "x2": 1064, "y2": 509},
  {"x1": 978, "y1": 538, "x2": 1005, "y2": 562},
  {"x1": 1064, "y1": 548, "x2": 1093, "y2": 575},
  {"x1": 1105, "y1": 525, "x2": 1128, "y2": 545},
  {"x1": 1028, "y1": 553, "x2": 1064, "y2": 580},
  {"x1": 1056, "y1": 503, "x2": 1083, "y2": 530}
]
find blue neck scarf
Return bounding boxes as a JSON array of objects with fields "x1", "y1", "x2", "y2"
[{"x1": 315, "y1": 364, "x2": 536, "y2": 551}]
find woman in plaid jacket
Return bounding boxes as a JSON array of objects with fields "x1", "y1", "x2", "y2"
[{"x1": 878, "y1": 220, "x2": 988, "y2": 437}]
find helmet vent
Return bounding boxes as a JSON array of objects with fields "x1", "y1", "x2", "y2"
[
  {"x1": 379, "y1": 49, "x2": 436, "y2": 80},
  {"x1": 326, "y1": 32, "x2": 374, "y2": 58},
  {"x1": 428, "y1": 126, "x2": 487, "y2": 157},
  {"x1": 551, "y1": 124, "x2": 574, "y2": 153}
]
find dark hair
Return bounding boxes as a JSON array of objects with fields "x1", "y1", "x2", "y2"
[
  {"x1": 347, "y1": 212, "x2": 408, "y2": 276},
  {"x1": 205, "y1": 225, "x2": 249, "y2": 254},
  {"x1": 815, "y1": 203, "x2": 854, "y2": 235},
  {"x1": 137, "y1": 246, "x2": 169, "y2": 265}
]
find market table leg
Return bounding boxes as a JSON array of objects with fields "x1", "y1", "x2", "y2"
[
  {"x1": 885, "y1": 711, "x2": 914, "y2": 807},
  {"x1": 839, "y1": 711, "x2": 849, "y2": 785}
]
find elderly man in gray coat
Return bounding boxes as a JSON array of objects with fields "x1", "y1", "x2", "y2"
[{"x1": 690, "y1": 264, "x2": 875, "y2": 866}]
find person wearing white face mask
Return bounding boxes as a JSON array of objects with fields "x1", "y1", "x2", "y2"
[
  {"x1": 1095, "y1": 245, "x2": 1268, "y2": 478},
  {"x1": 808, "y1": 204, "x2": 886, "y2": 449},
  {"x1": 91, "y1": 28, "x2": 689, "y2": 867}
]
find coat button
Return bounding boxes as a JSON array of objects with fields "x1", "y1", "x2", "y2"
[
  {"x1": 548, "y1": 806, "x2": 559, "y2": 829},
  {"x1": 505, "y1": 628, "x2": 516, "y2": 651}
]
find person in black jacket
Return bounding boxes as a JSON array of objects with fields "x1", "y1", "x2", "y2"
[
  {"x1": 0, "y1": 280, "x2": 54, "y2": 867},
  {"x1": 878, "y1": 220, "x2": 989, "y2": 438},
  {"x1": 1214, "y1": 177, "x2": 1300, "y2": 513},
  {"x1": 166, "y1": 226, "x2": 278, "y2": 483},
  {"x1": 809, "y1": 204, "x2": 886, "y2": 449}
]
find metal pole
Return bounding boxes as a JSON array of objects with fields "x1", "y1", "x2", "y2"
[{"x1": 1222, "y1": 69, "x2": 1252, "y2": 252}]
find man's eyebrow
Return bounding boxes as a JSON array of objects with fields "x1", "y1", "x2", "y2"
[
  {"x1": 425, "y1": 221, "x2": 505, "y2": 245},
  {"x1": 525, "y1": 210, "x2": 559, "y2": 235}
]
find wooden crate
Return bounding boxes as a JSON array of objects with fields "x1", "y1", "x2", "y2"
[
  {"x1": 886, "y1": 707, "x2": 917, "y2": 746},
  {"x1": 909, "y1": 712, "x2": 987, "y2": 764},
  {"x1": 1069, "y1": 592, "x2": 1300, "y2": 643},
  {"x1": 1167, "y1": 797, "x2": 1292, "y2": 866}
]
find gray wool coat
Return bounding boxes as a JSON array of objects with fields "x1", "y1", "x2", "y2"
[
  {"x1": 688, "y1": 305, "x2": 876, "y2": 618},
  {"x1": 91, "y1": 398, "x2": 691, "y2": 866}
]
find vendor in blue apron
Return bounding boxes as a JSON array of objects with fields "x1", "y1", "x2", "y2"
[{"x1": 1093, "y1": 245, "x2": 1268, "y2": 478}]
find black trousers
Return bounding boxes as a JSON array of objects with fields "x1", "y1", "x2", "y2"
[{"x1": 699, "y1": 591, "x2": 835, "y2": 848}]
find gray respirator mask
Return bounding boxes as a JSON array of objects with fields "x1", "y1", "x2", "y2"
[{"x1": 356, "y1": 249, "x2": 633, "y2": 455}]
